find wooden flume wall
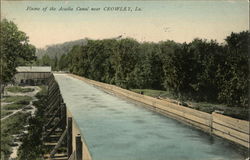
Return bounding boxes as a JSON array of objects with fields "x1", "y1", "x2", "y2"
[
  {"x1": 44, "y1": 74, "x2": 92, "y2": 160},
  {"x1": 69, "y1": 74, "x2": 250, "y2": 149}
]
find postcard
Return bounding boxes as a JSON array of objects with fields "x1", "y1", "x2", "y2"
[{"x1": 1, "y1": 0, "x2": 249, "y2": 160}]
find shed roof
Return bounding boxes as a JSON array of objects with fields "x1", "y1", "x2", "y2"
[{"x1": 16, "y1": 66, "x2": 51, "y2": 72}]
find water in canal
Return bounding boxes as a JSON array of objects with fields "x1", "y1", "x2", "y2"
[{"x1": 54, "y1": 74, "x2": 245, "y2": 160}]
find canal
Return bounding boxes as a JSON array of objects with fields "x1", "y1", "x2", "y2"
[{"x1": 54, "y1": 74, "x2": 245, "y2": 160}]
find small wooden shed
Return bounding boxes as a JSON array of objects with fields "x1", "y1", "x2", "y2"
[{"x1": 15, "y1": 66, "x2": 52, "y2": 85}]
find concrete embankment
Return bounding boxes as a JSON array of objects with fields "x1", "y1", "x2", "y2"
[{"x1": 69, "y1": 74, "x2": 250, "y2": 149}]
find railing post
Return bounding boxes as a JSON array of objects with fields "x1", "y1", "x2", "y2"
[
  {"x1": 61, "y1": 103, "x2": 67, "y2": 129},
  {"x1": 67, "y1": 117, "x2": 73, "y2": 159},
  {"x1": 76, "y1": 134, "x2": 82, "y2": 160}
]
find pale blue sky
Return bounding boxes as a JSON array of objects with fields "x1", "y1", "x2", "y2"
[{"x1": 2, "y1": 1, "x2": 249, "y2": 48}]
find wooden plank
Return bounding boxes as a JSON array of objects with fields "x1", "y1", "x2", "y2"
[
  {"x1": 44, "y1": 118, "x2": 63, "y2": 140},
  {"x1": 44, "y1": 155, "x2": 68, "y2": 160},
  {"x1": 44, "y1": 142, "x2": 57, "y2": 146},
  {"x1": 45, "y1": 107, "x2": 62, "y2": 130},
  {"x1": 46, "y1": 97, "x2": 59, "y2": 112},
  {"x1": 155, "y1": 107, "x2": 211, "y2": 133},
  {"x1": 44, "y1": 153, "x2": 67, "y2": 158},
  {"x1": 51, "y1": 157, "x2": 68, "y2": 160},
  {"x1": 49, "y1": 134, "x2": 61, "y2": 138},
  {"x1": 67, "y1": 117, "x2": 73, "y2": 159},
  {"x1": 68, "y1": 151, "x2": 75, "y2": 160},
  {"x1": 50, "y1": 129, "x2": 67, "y2": 158},
  {"x1": 61, "y1": 103, "x2": 67, "y2": 129},
  {"x1": 212, "y1": 112, "x2": 249, "y2": 134},
  {"x1": 213, "y1": 129, "x2": 249, "y2": 148},
  {"x1": 155, "y1": 103, "x2": 211, "y2": 126},
  {"x1": 213, "y1": 122, "x2": 249, "y2": 142},
  {"x1": 160, "y1": 101, "x2": 211, "y2": 119},
  {"x1": 76, "y1": 135, "x2": 82, "y2": 160}
]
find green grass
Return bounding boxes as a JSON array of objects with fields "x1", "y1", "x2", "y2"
[
  {"x1": 6, "y1": 86, "x2": 34, "y2": 93},
  {"x1": 0, "y1": 86, "x2": 36, "y2": 160},
  {"x1": 187, "y1": 102, "x2": 248, "y2": 119},
  {"x1": 17, "y1": 90, "x2": 47, "y2": 160},
  {"x1": 2, "y1": 96, "x2": 32, "y2": 104},
  {"x1": 131, "y1": 89, "x2": 175, "y2": 99},
  {"x1": 35, "y1": 85, "x2": 47, "y2": 98},
  {"x1": 1, "y1": 112, "x2": 30, "y2": 135},
  {"x1": 1, "y1": 112, "x2": 30, "y2": 159},
  {"x1": 1, "y1": 110, "x2": 13, "y2": 118},
  {"x1": 3, "y1": 103, "x2": 24, "y2": 110}
]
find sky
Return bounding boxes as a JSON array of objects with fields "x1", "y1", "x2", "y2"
[{"x1": 1, "y1": 0, "x2": 249, "y2": 48}]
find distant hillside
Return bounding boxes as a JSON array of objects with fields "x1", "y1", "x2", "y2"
[{"x1": 36, "y1": 39, "x2": 88, "y2": 59}]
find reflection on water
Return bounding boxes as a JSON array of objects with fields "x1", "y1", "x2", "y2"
[{"x1": 55, "y1": 74, "x2": 246, "y2": 160}]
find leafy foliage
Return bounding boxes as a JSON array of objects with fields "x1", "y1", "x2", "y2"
[
  {"x1": 43, "y1": 31, "x2": 248, "y2": 108},
  {"x1": 216, "y1": 31, "x2": 249, "y2": 107},
  {"x1": 0, "y1": 19, "x2": 36, "y2": 84},
  {"x1": 1, "y1": 112, "x2": 30, "y2": 159},
  {"x1": 35, "y1": 39, "x2": 87, "y2": 58},
  {"x1": 17, "y1": 86, "x2": 48, "y2": 160}
]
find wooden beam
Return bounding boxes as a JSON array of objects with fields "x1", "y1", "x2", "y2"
[
  {"x1": 68, "y1": 151, "x2": 75, "y2": 160},
  {"x1": 44, "y1": 106, "x2": 62, "y2": 131},
  {"x1": 61, "y1": 103, "x2": 67, "y2": 129},
  {"x1": 46, "y1": 99, "x2": 61, "y2": 116},
  {"x1": 43, "y1": 117, "x2": 64, "y2": 140},
  {"x1": 67, "y1": 117, "x2": 73, "y2": 158},
  {"x1": 76, "y1": 134, "x2": 82, "y2": 160},
  {"x1": 50, "y1": 128, "x2": 67, "y2": 158}
]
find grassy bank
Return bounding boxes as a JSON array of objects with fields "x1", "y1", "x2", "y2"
[
  {"x1": 1, "y1": 110, "x2": 13, "y2": 118},
  {"x1": 3, "y1": 103, "x2": 24, "y2": 110},
  {"x1": 131, "y1": 89, "x2": 175, "y2": 99},
  {"x1": 6, "y1": 86, "x2": 34, "y2": 93},
  {"x1": 35, "y1": 86, "x2": 47, "y2": 99},
  {"x1": 2, "y1": 96, "x2": 32, "y2": 104},
  {"x1": 131, "y1": 89, "x2": 249, "y2": 120},
  {"x1": 1, "y1": 112, "x2": 30, "y2": 159},
  {"x1": 1, "y1": 87, "x2": 35, "y2": 160},
  {"x1": 1, "y1": 96, "x2": 32, "y2": 115},
  {"x1": 17, "y1": 85, "x2": 48, "y2": 160}
]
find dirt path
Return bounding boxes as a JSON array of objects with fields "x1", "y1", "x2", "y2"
[
  {"x1": 0, "y1": 86, "x2": 41, "y2": 160},
  {"x1": 1, "y1": 86, "x2": 41, "y2": 121},
  {"x1": 1, "y1": 109, "x2": 23, "y2": 121},
  {"x1": 6, "y1": 86, "x2": 41, "y2": 97}
]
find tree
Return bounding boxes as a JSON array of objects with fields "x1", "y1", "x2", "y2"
[
  {"x1": 185, "y1": 39, "x2": 223, "y2": 101},
  {"x1": 132, "y1": 42, "x2": 164, "y2": 89},
  {"x1": 0, "y1": 19, "x2": 36, "y2": 84},
  {"x1": 60, "y1": 30, "x2": 248, "y2": 108},
  {"x1": 159, "y1": 41, "x2": 186, "y2": 95},
  {"x1": 216, "y1": 31, "x2": 249, "y2": 107},
  {"x1": 38, "y1": 54, "x2": 52, "y2": 66},
  {"x1": 58, "y1": 54, "x2": 69, "y2": 71},
  {"x1": 114, "y1": 38, "x2": 140, "y2": 88}
]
